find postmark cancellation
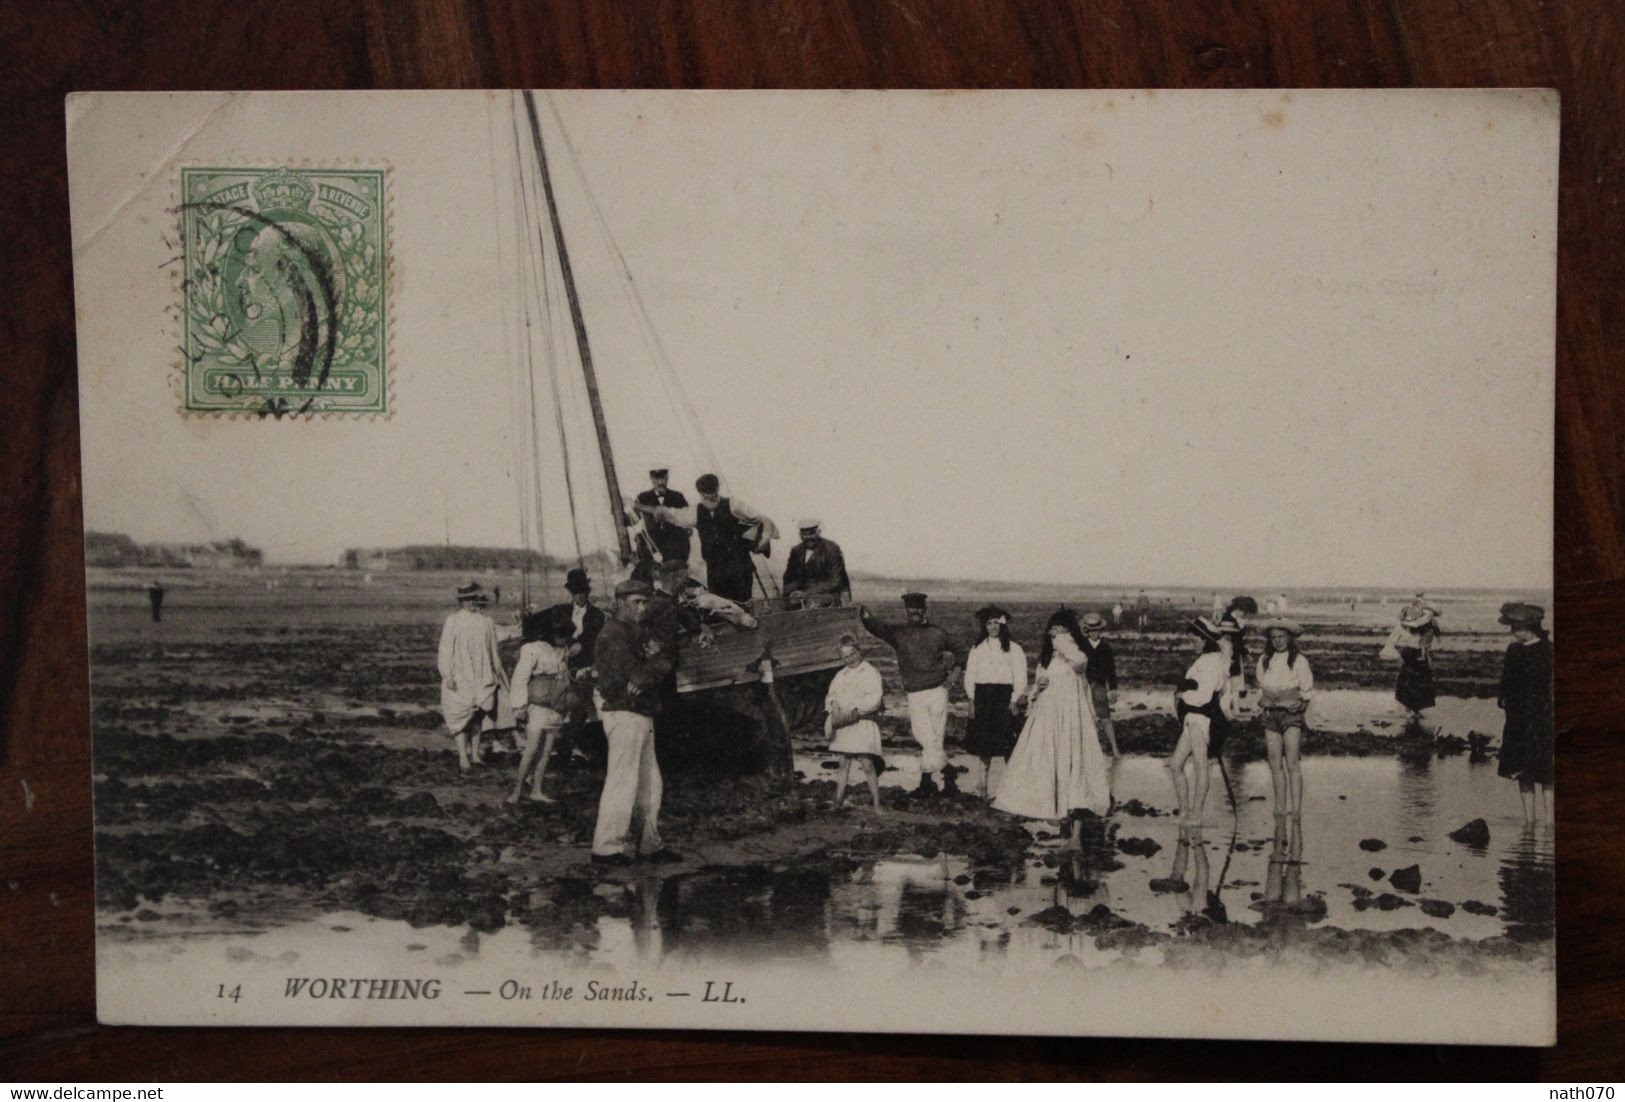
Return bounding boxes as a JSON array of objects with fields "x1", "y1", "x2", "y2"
[{"x1": 178, "y1": 166, "x2": 390, "y2": 417}]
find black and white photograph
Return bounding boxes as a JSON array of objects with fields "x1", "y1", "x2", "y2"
[{"x1": 68, "y1": 89, "x2": 1556, "y2": 1042}]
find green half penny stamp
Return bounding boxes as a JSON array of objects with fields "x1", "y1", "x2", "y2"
[{"x1": 179, "y1": 166, "x2": 389, "y2": 417}]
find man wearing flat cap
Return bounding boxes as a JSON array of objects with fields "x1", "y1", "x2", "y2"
[
  {"x1": 589, "y1": 578, "x2": 679, "y2": 866},
  {"x1": 632, "y1": 468, "x2": 692, "y2": 572},
  {"x1": 861, "y1": 593, "x2": 967, "y2": 796},
  {"x1": 783, "y1": 519, "x2": 851, "y2": 609}
]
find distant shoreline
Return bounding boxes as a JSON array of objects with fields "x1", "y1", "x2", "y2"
[{"x1": 83, "y1": 563, "x2": 1550, "y2": 601}]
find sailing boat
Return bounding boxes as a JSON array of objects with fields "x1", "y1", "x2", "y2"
[{"x1": 506, "y1": 91, "x2": 867, "y2": 764}]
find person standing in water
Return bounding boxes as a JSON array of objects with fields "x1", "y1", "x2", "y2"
[
  {"x1": 994, "y1": 609, "x2": 1111, "y2": 843},
  {"x1": 1256, "y1": 619, "x2": 1314, "y2": 818},
  {"x1": 1078, "y1": 611, "x2": 1121, "y2": 759},
  {"x1": 1495, "y1": 602, "x2": 1553, "y2": 826},
  {"x1": 1168, "y1": 616, "x2": 1232, "y2": 833},
  {"x1": 145, "y1": 580, "x2": 165, "y2": 623},
  {"x1": 1386, "y1": 594, "x2": 1441, "y2": 722},
  {"x1": 823, "y1": 634, "x2": 886, "y2": 814},
  {"x1": 962, "y1": 605, "x2": 1027, "y2": 798}
]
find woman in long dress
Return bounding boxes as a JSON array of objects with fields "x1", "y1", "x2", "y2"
[
  {"x1": 824, "y1": 633, "x2": 886, "y2": 813},
  {"x1": 963, "y1": 605, "x2": 1027, "y2": 799},
  {"x1": 1386, "y1": 597, "x2": 1440, "y2": 721},
  {"x1": 1495, "y1": 602, "x2": 1553, "y2": 825},
  {"x1": 993, "y1": 610, "x2": 1111, "y2": 839}
]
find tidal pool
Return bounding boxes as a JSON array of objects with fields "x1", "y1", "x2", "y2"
[{"x1": 104, "y1": 753, "x2": 1552, "y2": 974}]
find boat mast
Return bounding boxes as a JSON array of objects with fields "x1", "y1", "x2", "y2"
[{"x1": 522, "y1": 90, "x2": 632, "y2": 564}]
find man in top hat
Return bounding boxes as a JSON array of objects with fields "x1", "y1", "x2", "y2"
[
  {"x1": 438, "y1": 582, "x2": 513, "y2": 772},
  {"x1": 636, "y1": 473, "x2": 779, "y2": 604},
  {"x1": 860, "y1": 593, "x2": 967, "y2": 796},
  {"x1": 589, "y1": 577, "x2": 681, "y2": 866},
  {"x1": 782, "y1": 519, "x2": 851, "y2": 609},
  {"x1": 632, "y1": 467, "x2": 692, "y2": 572},
  {"x1": 1078, "y1": 611, "x2": 1122, "y2": 758},
  {"x1": 542, "y1": 567, "x2": 607, "y2": 673}
]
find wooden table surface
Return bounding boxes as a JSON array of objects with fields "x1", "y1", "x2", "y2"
[{"x1": 2, "y1": 0, "x2": 1621, "y2": 1080}]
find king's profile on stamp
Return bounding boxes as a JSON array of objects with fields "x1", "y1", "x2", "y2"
[{"x1": 179, "y1": 165, "x2": 389, "y2": 416}]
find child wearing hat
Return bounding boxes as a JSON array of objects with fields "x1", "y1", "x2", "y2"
[
  {"x1": 1496, "y1": 602, "x2": 1553, "y2": 825},
  {"x1": 1255, "y1": 619, "x2": 1314, "y2": 818},
  {"x1": 1167, "y1": 616, "x2": 1232, "y2": 831}
]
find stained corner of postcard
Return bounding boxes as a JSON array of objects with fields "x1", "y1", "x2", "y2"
[{"x1": 177, "y1": 165, "x2": 390, "y2": 418}]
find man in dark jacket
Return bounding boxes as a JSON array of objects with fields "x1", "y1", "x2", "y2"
[
  {"x1": 782, "y1": 520, "x2": 851, "y2": 608},
  {"x1": 632, "y1": 467, "x2": 692, "y2": 574},
  {"x1": 543, "y1": 568, "x2": 606, "y2": 673},
  {"x1": 860, "y1": 593, "x2": 967, "y2": 796},
  {"x1": 637, "y1": 473, "x2": 779, "y2": 604},
  {"x1": 1078, "y1": 611, "x2": 1122, "y2": 758},
  {"x1": 590, "y1": 579, "x2": 679, "y2": 866}
]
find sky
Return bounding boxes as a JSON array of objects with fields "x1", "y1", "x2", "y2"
[{"x1": 70, "y1": 90, "x2": 1558, "y2": 590}]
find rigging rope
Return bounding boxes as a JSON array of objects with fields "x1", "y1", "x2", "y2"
[
  {"x1": 544, "y1": 95, "x2": 780, "y2": 599},
  {"x1": 544, "y1": 96, "x2": 725, "y2": 483},
  {"x1": 485, "y1": 102, "x2": 532, "y2": 562},
  {"x1": 510, "y1": 95, "x2": 588, "y2": 570},
  {"x1": 533, "y1": 132, "x2": 617, "y2": 565}
]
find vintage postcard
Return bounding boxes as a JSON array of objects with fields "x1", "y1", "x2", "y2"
[{"x1": 69, "y1": 90, "x2": 1557, "y2": 1043}]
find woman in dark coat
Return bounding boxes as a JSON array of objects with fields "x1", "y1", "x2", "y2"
[{"x1": 1496, "y1": 602, "x2": 1554, "y2": 825}]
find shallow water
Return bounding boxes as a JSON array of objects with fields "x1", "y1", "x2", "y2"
[
  {"x1": 105, "y1": 753, "x2": 1553, "y2": 973},
  {"x1": 800, "y1": 752, "x2": 1551, "y2": 938}
]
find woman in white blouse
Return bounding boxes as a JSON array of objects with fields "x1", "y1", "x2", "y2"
[
  {"x1": 1168, "y1": 617, "x2": 1233, "y2": 832},
  {"x1": 1255, "y1": 620, "x2": 1314, "y2": 818},
  {"x1": 824, "y1": 634, "x2": 886, "y2": 813},
  {"x1": 963, "y1": 605, "x2": 1028, "y2": 798}
]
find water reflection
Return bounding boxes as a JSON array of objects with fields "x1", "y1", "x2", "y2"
[
  {"x1": 1395, "y1": 753, "x2": 1436, "y2": 840},
  {"x1": 1498, "y1": 827, "x2": 1555, "y2": 942},
  {"x1": 496, "y1": 755, "x2": 1555, "y2": 968}
]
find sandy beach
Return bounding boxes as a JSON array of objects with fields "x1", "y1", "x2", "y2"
[{"x1": 90, "y1": 568, "x2": 1555, "y2": 1008}]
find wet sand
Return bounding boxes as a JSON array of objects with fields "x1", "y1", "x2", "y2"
[{"x1": 90, "y1": 570, "x2": 1554, "y2": 981}]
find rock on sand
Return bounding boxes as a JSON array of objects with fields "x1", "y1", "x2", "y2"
[
  {"x1": 1389, "y1": 865, "x2": 1422, "y2": 893},
  {"x1": 1447, "y1": 818, "x2": 1491, "y2": 847}
]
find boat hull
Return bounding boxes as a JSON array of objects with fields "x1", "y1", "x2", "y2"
[{"x1": 675, "y1": 605, "x2": 868, "y2": 694}]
